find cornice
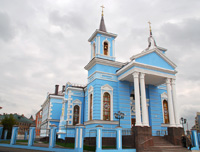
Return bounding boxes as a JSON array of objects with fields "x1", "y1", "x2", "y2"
[
  {"x1": 84, "y1": 58, "x2": 124, "y2": 71},
  {"x1": 116, "y1": 60, "x2": 177, "y2": 76},
  {"x1": 88, "y1": 29, "x2": 117, "y2": 42},
  {"x1": 84, "y1": 120, "x2": 118, "y2": 125}
]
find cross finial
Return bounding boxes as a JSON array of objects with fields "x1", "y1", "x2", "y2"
[
  {"x1": 101, "y1": 5, "x2": 105, "y2": 16},
  {"x1": 148, "y1": 21, "x2": 152, "y2": 36}
]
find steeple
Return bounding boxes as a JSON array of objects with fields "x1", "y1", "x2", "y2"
[
  {"x1": 99, "y1": 5, "x2": 107, "y2": 32},
  {"x1": 145, "y1": 21, "x2": 157, "y2": 51}
]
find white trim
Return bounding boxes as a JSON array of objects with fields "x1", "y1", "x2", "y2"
[
  {"x1": 113, "y1": 40, "x2": 115, "y2": 57},
  {"x1": 66, "y1": 87, "x2": 84, "y2": 92},
  {"x1": 98, "y1": 129, "x2": 100, "y2": 148},
  {"x1": 49, "y1": 95, "x2": 64, "y2": 99},
  {"x1": 84, "y1": 57, "x2": 124, "y2": 71},
  {"x1": 88, "y1": 86, "x2": 93, "y2": 121},
  {"x1": 84, "y1": 120, "x2": 118, "y2": 125},
  {"x1": 116, "y1": 60, "x2": 177, "y2": 77},
  {"x1": 72, "y1": 99, "x2": 82, "y2": 125},
  {"x1": 98, "y1": 36, "x2": 100, "y2": 54},
  {"x1": 101, "y1": 84, "x2": 113, "y2": 121},
  {"x1": 88, "y1": 29, "x2": 117, "y2": 42},
  {"x1": 80, "y1": 128, "x2": 82, "y2": 148},
  {"x1": 92, "y1": 42, "x2": 96, "y2": 58},
  {"x1": 118, "y1": 67, "x2": 176, "y2": 83}
]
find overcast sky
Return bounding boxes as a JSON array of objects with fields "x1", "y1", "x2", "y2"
[{"x1": 0, "y1": 0, "x2": 200, "y2": 129}]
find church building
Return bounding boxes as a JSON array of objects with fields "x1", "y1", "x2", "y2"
[{"x1": 40, "y1": 9, "x2": 181, "y2": 140}]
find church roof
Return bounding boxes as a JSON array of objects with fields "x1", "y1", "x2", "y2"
[{"x1": 99, "y1": 16, "x2": 107, "y2": 32}]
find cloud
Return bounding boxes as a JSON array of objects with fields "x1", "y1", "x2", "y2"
[
  {"x1": 0, "y1": 11, "x2": 16, "y2": 41},
  {"x1": 0, "y1": 0, "x2": 200, "y2": 130}
]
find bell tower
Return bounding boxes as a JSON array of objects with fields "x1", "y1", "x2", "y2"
[{"x1": 88, "y1": 6, "x2": 117, "y2": 61}]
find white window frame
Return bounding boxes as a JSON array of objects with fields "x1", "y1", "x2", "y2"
[
  {"x1": 88, "y1": 86, "x2": 93, "y2": 121},
  {"x1": 102, "y1": 39, "x2": 110, "y2": 56},
  {"x1": 101, "y1": 84, "x2": 113, "y2": 120},
  {"x1": 72, "y1": 99, "x2": 82, "y2": 125},
  {"x1": 161, "y1": 92, "x2": 168, "y2": 124}
]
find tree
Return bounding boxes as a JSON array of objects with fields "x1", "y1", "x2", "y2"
[{"x1": 1, "y1": 114, "x2": 16, "y2": 139}]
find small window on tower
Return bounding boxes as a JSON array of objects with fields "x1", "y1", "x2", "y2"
[
  {"x1": 103, "y1": 42, "x2": 108, "y2": 55},
  {"x1": 93, "y1": 43, "x2": 95, "y2": 57}
]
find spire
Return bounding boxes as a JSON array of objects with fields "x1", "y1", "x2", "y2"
[
  {"x1": 145, "y1": 21, "x2": 157, "y2": 51},
  {"x1": 99, "y1": 5, "x2": 107, "y2": 32}
]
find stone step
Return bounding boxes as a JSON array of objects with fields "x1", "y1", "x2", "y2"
[{"x1": 143, "y1": 136, "x2": 190, "y2": 152}]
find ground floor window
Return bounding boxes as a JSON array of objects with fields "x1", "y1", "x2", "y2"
[
  {"x1": 73, "y1": 105, "x2": 80, "y2": 125},
  {"x1": 163, "y1": 100, "x2": 169, "y2": 124}
]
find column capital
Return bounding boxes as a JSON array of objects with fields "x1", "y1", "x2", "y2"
[
  {"x1": 166, "y1": 78, "x2": 171, "y2": 84},
  {"x1": 133, "y1": 71, "x2": 139, "y2": 77},
  {"x1": 140, "y1": 73, "x2": 145, "y2": 79},
  {"x1": 171, "y1": 79, "x2": 176, "y2": 85}
]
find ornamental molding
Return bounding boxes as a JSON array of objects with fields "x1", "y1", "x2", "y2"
[
  {"x1": 161, "y1": 92, "x2": 168, "y2": 100},
  {"x1": 72, "y1": 99, "x2": 82, "y2": 105},
  {"x1": 88, "y1": 86, "x2": 93, "y2": 93},
  {"x1": 84, "y1": 58, "x2": 124, "y2": 71},
  {"x1": 84, "y1": 120, "x2": 118, "y2": 125},
  {"x1": 88, "y1": 29, "x2": 117, "y2": 42},
  {"x1": 117, "y1": 59, "x2": 177, "y2": 77},
  {"x1": 101, "y1": 84, "x2": 113, "y2": 91}
]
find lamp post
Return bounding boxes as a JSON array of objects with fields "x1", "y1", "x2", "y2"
[
  {"x1": 180, "y1": 117, "x2": 187, "y2": 133},
  {"x1": 114, "y1": 111, "x2": 125, "y2": 127}
]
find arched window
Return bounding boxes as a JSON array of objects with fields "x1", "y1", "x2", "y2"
[
  {"x1": 103, "y1": 92, "x2": 110, "y2": 121},
  {"x1": 163, "y1": 100, "x2": 169, "y2": 124},
  {"x1": 93, "y1": 43, "x2": 95, "y2": 57},
  {"x1": 103, "y1": 42, "x2": 108, "y2": 55},
  {"x1": 89, "y1": 94, "x2": 93, "y2": 120},
  {"x1": 73, "y1": 105, "x2": 80, "y2": 125}
]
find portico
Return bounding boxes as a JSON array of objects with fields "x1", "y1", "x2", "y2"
[{"x1": 116, "y1": 50, "x2": 181, "y2": 128}]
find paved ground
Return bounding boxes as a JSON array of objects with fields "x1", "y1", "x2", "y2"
[{"x1": 0, "y1": 146, "x2": 46, "y2": 152}]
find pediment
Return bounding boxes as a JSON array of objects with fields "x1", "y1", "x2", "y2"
[
  {"x1": 130, "y1": 49, "x2": 176, "y2": 70},
  {"x1": 101, "y1": 84, "x2": 113, "y2": 91},
  {"x1": 161, "y1": 92, "x2": 168, "y2": 100}
]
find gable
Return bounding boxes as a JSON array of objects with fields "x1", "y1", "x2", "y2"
[{"x1": 135, "y1": 52, "x2": 175, "y2": 70}]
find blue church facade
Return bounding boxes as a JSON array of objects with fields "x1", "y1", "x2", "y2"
[{"x1": 40, "y1": 13, "x2": 182, "y2": 140}]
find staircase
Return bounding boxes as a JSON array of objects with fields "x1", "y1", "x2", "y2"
[{"x1": 143, "y1": 136, "x2": 190, "y2": 152}]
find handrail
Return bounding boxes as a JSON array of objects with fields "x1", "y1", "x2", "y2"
[{"x1": 140, "y1": 138, "x2": 153, "y2": 145}]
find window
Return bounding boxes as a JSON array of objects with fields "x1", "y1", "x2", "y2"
[
  {"x1": 73, "y1": 105, "x2": 80, "y2": 125},
  {"x1": 93, "y1": 43, "x2": 95, "y2": 57},
  {"x1": 89, "y1": 94, "x2": 93, "y2": 120},
  {"x1": 103, "y1": 92, "x2": 110, "y2": 121},
  {"x1": 163, "y1": 100, "x2": 169, "y2": 124},
  {"x1": 103, "y1": 42, "x2": 108, "y2": 55}
]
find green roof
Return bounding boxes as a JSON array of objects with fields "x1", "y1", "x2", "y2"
[{"x1": 0, "y1": 114, "x2": 33, "y2": 124}]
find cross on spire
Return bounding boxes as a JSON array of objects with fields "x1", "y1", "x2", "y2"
[
  {"x1": 101, "y1": 5, "x2": 105, "y2": 16},
  {"x1": 148, "y1": 21, "x2": 152, "y2": 36}
]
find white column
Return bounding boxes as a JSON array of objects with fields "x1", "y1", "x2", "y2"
[
  {"x1": 140, "y1": 73, "x2": 149, "y2": 126},
  {"x1": 133, "y1": 72, "x2": 142, "y2": 126},
  {"x1": 171, "y1": 79, "x2": 181, "y2": 127},
  {"x1": 166, "y1": 78, "x2": 176, "y2": 127}
]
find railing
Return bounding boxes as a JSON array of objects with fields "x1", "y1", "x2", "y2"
[
  {"x1": 122, "y1": 128, "x2": 132, "y2": 135},
  {"x1": 140, "y1": 138, "x2": 153, "y2": 145}
]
